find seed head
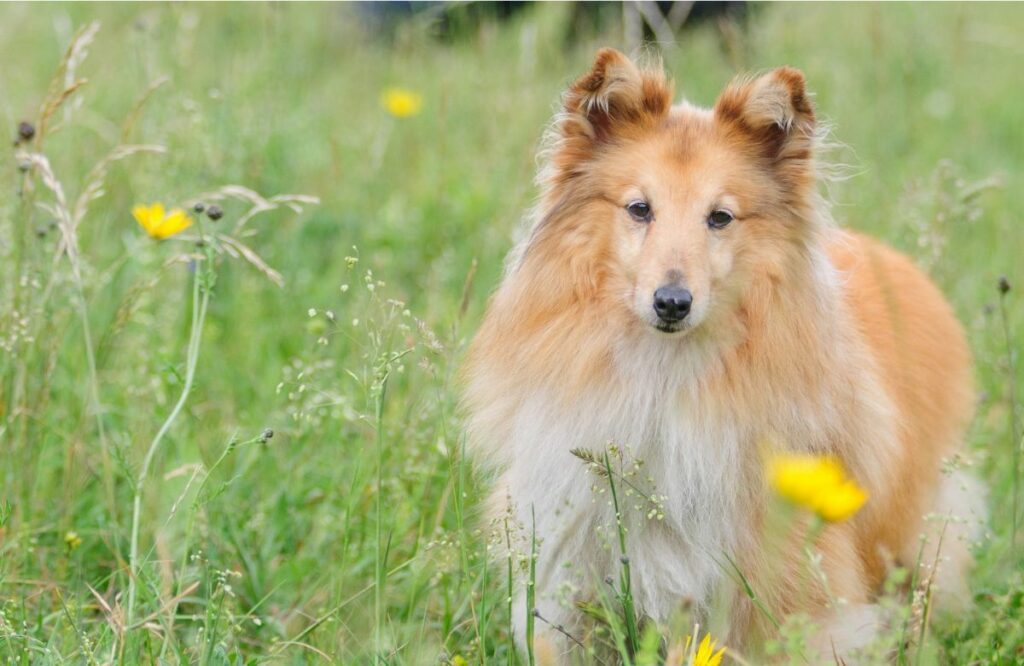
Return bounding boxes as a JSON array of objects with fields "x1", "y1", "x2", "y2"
[
  {"x1": 17, "y1": 121, "x2": 35, "y2": 142},
  {"x1": 206, "y1": 204, "x2": 223, "y2": 221},
  {"x1": 998, "y1": 276, "x2": 1011, "y2": 295},
  {"x1": 193, "y1": 202, "x2": 206, "y2": 213},
  {"x1": 259, "y1": 427, "x2": 274, "y2": 443}
]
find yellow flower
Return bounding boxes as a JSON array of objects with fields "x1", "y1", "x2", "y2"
[
  {"x1": 450, "y1": 657, "x2": 467, "y2": 666},
  {"x1": 64, "y1": 531, "x2": 82, "y2": 551},
  {"x1": 381, "y1": 87, "x2": 423, "y2": 118},
  {"x1": 685, "y1": 632, "x2": 726, "y2": 666},
  {"x1": 768, "y1": 453, "x2": 868, "y2": 523},
  {"x1": 132, "y1": 203, "x2": 192, "y2": 240}
]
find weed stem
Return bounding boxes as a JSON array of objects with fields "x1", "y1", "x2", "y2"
[{"x1": 126, "y1": 257, "x2": 211, "y2": 628}]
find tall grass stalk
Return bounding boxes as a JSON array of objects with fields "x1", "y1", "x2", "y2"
[
  {"x1": 526, "y1": 506, "x2": 537, "y2": 666},
  {"x1": 997, "y1": 278, "x2": 1019, "y2": 551},
  {"x1": 154, "y1": 431, "x2": 261, "y2": 655},
  {"x1": 18, "y1": 152, "x2": 119, "y2": 521},
  {"x1": 603, "y1": 451, "x2": 640, "y2": 656},
  {"x1": 898, "y1": 537, "x2": 930, "y2": 665},
  {"x1": 453, "y1": 436, "x2": 487, "y2": 659},
  {"x1": 524, "y1": 504, "x2": 540, "y2": 663},
  {"x1": 126, "y1": 249, "x2": 213, "y2": 628},
  {"x1": 374, "y1": 372, "x2": 389, "y2": 664},
  {"x1": 914, "y1": 525, "x2": 947, "y2": 666},
  {"x1": 504, "y1": 517, "x2": 516, "y2": 665}
]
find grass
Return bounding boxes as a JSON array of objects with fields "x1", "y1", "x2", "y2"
[{"x1": 1, "y1": 2, "x2": 1022, "y2": 663}]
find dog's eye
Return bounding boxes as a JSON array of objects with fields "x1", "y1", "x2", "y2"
[
  {"x1": 626, "y1": 200, "x2": 652, "y2": 222},
  {"x1": 708, "y1": 209, "x2": 734, "y2": 229}
]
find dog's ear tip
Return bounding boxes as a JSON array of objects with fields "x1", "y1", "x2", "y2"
[
  {"x1": 577, "y1": 48, "x2": 635, "y2": 90},
  {"x1": 772, "y1": 66, "x2": 807, "y2": 86},
  {"x1": 593, "y1": 47, "x2": 629, "y2": 65},
  {"x1": 768, "y1": 67, "x2": 812, "y2": 109}
]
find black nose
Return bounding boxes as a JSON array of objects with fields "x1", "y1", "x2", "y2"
[{"x1": 653, "y1": 286, "x2": 693, "y2": 323}]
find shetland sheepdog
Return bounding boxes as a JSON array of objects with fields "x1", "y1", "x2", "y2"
[{"x1": 463, "y1": 49, "x2": 984, "y2": 660}]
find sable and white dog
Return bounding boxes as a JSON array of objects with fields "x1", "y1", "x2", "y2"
[{"x1": 462, "y1": 49, "x2": 984, "y2": 659}]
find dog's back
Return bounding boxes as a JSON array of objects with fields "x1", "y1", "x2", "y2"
[{"x1": 830, "y1": 230, "x2": 981, "y2": 600}]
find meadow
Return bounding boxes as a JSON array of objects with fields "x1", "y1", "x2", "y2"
[{"x1": 1, "y1": 2, "x2": 1022, "y2": 663}]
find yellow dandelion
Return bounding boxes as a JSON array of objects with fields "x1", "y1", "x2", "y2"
[
  {"x1": 768, "y1": 453, "x2": 868, "y2": 523},
  {"x1": 815, "y1": 479, "x2": 870, "y2": 522},
  {"x1": 64, "y1": 530, "x2": 82, "y2": 551},
  {"x1": 132, "y1": 203, "x2": 192, "y2": 240},
  {"x1": 381, "y1": 87, "x2": 423, "y2": 118},
  {"x1": 684, "y1": 632, "x2": 726, "y2": 666}
]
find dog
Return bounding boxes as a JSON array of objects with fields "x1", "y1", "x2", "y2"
[{"x1": 462, "y1": 48, "x2": 984, "y2": 660}]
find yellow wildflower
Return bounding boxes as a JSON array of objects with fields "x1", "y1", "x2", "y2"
[
  {"x1": 132, "y1": 203, "x2": 192, "y2": 240},
  {"x1": 64, "y1": 530, "x2": 82, "y2": 551},
  {"x1": 768, "y1": 453, "x2": 868, "y2": 523},
  {"x1": 381, "y1": 87, "x2": 423, "y2": 118},
  {"x1": 684, "y1": 632, "x2": 726, "y2": 666}
]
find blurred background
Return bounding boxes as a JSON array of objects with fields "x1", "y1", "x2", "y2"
[{"x1": 1, "y1": 2, "x2": 1022, "y2": 663}]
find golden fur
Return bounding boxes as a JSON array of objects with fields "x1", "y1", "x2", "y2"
[{"x1": 463, "y1": 49, "x2": 981, "y2": 658}]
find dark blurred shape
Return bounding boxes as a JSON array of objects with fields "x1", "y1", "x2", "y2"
[
  {"x1": 610, "y1": 1, "x2": 749, "y2": 50},
  {"x1": 17, "y1": 121, "x2": 35, "y2": 143},
  {"x1": 669, "y1": 1, "x2": 747, "y2": 25},
  {"x1": 999, "y1": 276, "x2": 1011, "y2": 294},
  {"x1": 354, "y1": 1, "x2": 748, "y2": 44}
]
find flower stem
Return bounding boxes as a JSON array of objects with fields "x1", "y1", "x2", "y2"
[
  {"x1": 997, "y1": 285, "x2": 1020, "y2": 551},
  {"x1": 126, "y1": 259, "x2": 210, "y2": 629}
]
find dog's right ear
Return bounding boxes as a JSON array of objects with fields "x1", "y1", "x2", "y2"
[
  {"x1": 521, "y1": 49, "x2": 671, "y2": 271},
  {"x1": 556, "y1": 48, "x2": 672, "y2": 150}
]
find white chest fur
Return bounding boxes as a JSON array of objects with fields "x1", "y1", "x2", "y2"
[{"x1": 498, "y1": 336, "x2": 747, "y2": 622}]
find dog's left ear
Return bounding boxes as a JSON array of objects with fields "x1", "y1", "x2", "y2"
[{"x1": 714, "y1": 67, "x2": 816, "y2": 163}]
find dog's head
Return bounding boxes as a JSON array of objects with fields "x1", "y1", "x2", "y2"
[{"x1": 518, "y1": 49, "x2": 823, "y2": 337}]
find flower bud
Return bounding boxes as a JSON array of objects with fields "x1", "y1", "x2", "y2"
[{"x1": 17, "y1": 121, "x2": 35, "y2": 142}]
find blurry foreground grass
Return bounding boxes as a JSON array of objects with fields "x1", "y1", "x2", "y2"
[{"x1": 1, "y1": 3, "x2": 1023, "y2": 663}]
